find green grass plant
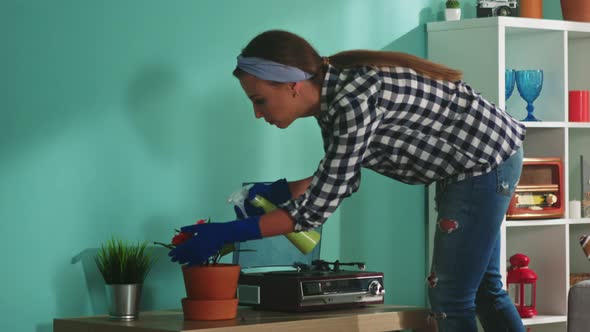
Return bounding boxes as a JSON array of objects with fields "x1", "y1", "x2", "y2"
[
  {"x1": 95, "y1": 238, "x2": 156, "y2": 284},
  {"x1": 446, "y1": 0, "x2": 460, "y2": 9}
]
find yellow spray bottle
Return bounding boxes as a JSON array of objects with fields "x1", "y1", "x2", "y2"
[
  {"x1": 249, "y1": 194, "x2": 321, "y2": 255},
  {"x1": 228, "y1": 186, "x2": 321, "y2": 255}
]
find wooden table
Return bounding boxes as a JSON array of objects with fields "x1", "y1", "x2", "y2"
[{"x1": 54, "y1": 304, "x2": 435, "y2": 332}]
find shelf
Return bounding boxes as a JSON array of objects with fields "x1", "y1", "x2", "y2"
[
  {"x1": 506, "y1": 218, "x2": 590, "y2": 227},
  {"x1": 506, "y1": 219, "x2": 566, "y2": 227},
  {"x1": 521, "y1": 122, "x2": 566, "y2": 128},
  {"x1": 427, "y1": 16, "x2": 590, "y2": 33},
  {"x1": 568, "y1": 122, "x2": 590, "y2": 128},
  {"x1": 522, "y1": 315, "x2": 567, "y2": 326},
  {"x1": 427, "y1": 16, "x2": 590, "y2": 329},
  {"x1": 569, "y1": 218, "x2": 590, "y2": 225}
]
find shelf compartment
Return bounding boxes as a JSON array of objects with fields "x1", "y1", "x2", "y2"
[
  {"x1": 568, "y1": 129, "x2": 590, "y2": 204},
  {"x1": 506, "y1": 225, "x2": 568, "y2": 316},
  {"x1": 568, "y1": 32, "x2": 590, "y2": 91},
  {"x1": 521, "y1": 127, "x2": 566, "y2": 160},
  {"x1": 506, "y1": 29, "x2": 565, "y2": 123},
  {"x1": 569, "y1": 223, "x2": 590, "y2": 275}
]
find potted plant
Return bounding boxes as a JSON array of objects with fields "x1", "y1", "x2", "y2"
[
  {"x1": 155, "y1": 219, "x2": 242, "y2": 321},
  {"x1": 561, "y1": 0, "x2": 590, "y2": 22},
  {"x1": 445, "y1": 0, "x2": 461, "y2": 21},
  {"x1": 95, "y1": 238, "x2": 156, "y2": 321}
]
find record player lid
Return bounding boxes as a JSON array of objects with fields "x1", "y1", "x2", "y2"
[{"x1": 232, "y1": 227, "x2": 322, "y2": 270}]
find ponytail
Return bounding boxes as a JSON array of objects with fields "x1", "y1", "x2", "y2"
[{"x1": 327, "y1": 50, "x2": 462, "y2": 81}]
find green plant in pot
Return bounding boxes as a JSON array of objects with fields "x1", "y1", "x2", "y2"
[
  {"x1": 155, "y1": 218, "x2": 243, "y2": 321},
  {"x1": 95, "y1": 238, "x2": 156, "y2": 321},
  {"x1": 445, "y1": 0, "x2": 461, "y2": 21}
]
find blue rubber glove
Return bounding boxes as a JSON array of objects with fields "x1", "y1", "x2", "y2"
[
  {"x1": 234, "y1": 179, "x2": 291, "y2": 219},
  {"x1": 168, "y1": 216, "x2": 262, "y2": 266}
]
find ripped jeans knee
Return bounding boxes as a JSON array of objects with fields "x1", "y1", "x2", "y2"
[
  {"x1": 437, "y1": 218, "x2": 459, "y2": 234},
  {"x1": 428, "y1": 311, "x2": 447, "y2": 324},
  {"x1": 426, "y1": 264, "x2": 480, "y2": 331}
]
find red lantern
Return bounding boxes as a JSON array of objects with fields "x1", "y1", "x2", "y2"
[{"x1": 507, "y1": 253, "x2": 538, "y2": 318}]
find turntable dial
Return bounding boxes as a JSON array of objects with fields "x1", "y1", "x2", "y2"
[{"x1": 368, "y1": 280, "x2": 384, "y2": 295}]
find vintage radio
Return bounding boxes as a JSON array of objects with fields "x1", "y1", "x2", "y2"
[{"x1": 506, "y1": 158, "x2": 564, "y2": 220}]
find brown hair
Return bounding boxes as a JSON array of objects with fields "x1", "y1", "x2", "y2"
[{"x1": 234, "y1": 30, "x2": 462, "y2": 83}]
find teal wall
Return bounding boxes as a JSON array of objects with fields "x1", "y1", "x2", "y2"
[{"x1": 0, "y1": 1, "x2": 565, "y2": 331}]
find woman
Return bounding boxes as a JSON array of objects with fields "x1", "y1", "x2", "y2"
[{"x1": 169, "y1": 30, "x2": 525, "y2": 332}]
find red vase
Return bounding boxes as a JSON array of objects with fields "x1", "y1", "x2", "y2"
[
  {"x1": 561, "y1": 0, "x2": 590, "y2": 22},
  {"x1": 180, "y1": 264, "x2": 240, "y2": 321}
]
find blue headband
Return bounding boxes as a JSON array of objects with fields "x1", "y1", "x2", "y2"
[{"x1": 236, "y1": 55, "x2": 314, "y2": 83}]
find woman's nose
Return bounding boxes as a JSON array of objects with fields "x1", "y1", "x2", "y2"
[{"x1": 254, "y1": 109, "x2": 263, "y2": 118}]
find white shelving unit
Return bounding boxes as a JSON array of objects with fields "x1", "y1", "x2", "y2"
[{"x1": 427, "y1": 17, "x2": 590, "y2": 331}]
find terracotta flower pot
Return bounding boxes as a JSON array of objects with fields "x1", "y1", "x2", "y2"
[
  {"x1": 521, "y1": 0, "x2": 543, "y2": 19},
  {"x1": 181, "y1": 297, "x2": 238, "y2": 321},
  {"x1": 182, "y1": 264, "x2": 240, "y2": 300},
  {"x1": 561, "y1": 0, "x2": 590, "y2": 22}
]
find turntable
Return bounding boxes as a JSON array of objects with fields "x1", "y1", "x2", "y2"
[{"x1": 232, "y1": 227, "x2": 385, "y2": 312}]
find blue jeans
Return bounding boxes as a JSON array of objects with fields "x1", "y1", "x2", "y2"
[{"x1": 428, "y1": 147, "x2": 525, "y2": 332}]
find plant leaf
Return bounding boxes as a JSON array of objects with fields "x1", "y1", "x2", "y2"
[
  {"x1": 218, "y1": 244, "x2": 235, "y2": 258},
  {"x1": 153, "y1": 241, "x2": 175, "y2": 250}
]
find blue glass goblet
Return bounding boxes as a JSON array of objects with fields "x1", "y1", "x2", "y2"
[
  {"x1": 515, "y1": 69, "x2": 543, "y2": 122},
  {"x1": 505, "y1": 69, "x2": 516, "y2": 101}
]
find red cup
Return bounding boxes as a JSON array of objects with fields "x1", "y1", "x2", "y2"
[{"x1": 569, "y1": 90, "x2": 590, "y2": 122}]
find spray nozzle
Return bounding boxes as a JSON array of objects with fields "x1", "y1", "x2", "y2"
[{"x1": 227, "y1": 184, "x2": 253, "y2": 218}]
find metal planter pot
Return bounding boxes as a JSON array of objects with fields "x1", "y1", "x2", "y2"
[{"x1": 105, "y1": 284, "x2": 142, "y2": 321}]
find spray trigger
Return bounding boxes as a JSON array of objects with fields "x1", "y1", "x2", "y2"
[{"x1": 227, "y1": 184, "x2": 252, "y2": 218}]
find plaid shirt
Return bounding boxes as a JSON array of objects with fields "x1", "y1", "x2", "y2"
[{"x1": 280, "y1": 65, "x2": 526, "y2": 230}]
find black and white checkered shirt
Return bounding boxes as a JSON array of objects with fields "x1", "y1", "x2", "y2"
[{"x1": 280, "y1": 65, "x2": 526, "y2": 230}]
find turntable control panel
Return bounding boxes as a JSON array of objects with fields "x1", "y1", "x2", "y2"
[{"x1": 301, "y1": 276, "x2": 384, "y2": 296}]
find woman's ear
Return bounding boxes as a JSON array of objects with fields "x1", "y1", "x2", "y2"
[{"x1": 289, "y1": 82, "x2": 302, "y2": 97}]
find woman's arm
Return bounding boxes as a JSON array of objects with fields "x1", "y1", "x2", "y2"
[
  {"x1": 257, "y1": 176, "x2": 313, "y2": 237},
  {"x1": 258, "y1": 208, "x2": 296, "y2": 237},
  {"x1": 288, "y1": 176, "x2": 313, "y2": 198}
]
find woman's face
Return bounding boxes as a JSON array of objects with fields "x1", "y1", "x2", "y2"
[{"x1": 238, "y1": 74, "x2": 316, "y2": 129}]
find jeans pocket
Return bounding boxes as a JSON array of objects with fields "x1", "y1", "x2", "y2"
[{"x1": 496, "y1": 148, "x2": 524, "y2": 197}]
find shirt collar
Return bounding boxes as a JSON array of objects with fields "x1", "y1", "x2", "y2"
[{"x1": 318, "y1": 64, "x2": 341, "y2": 123}]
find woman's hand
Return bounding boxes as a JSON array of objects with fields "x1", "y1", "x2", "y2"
[
  {"x1": 169, "y1": 216, "x2": 262, "y2": 266},
  {"x1": 234, "y1": 179, "x2": 292, "y2": 218}
]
